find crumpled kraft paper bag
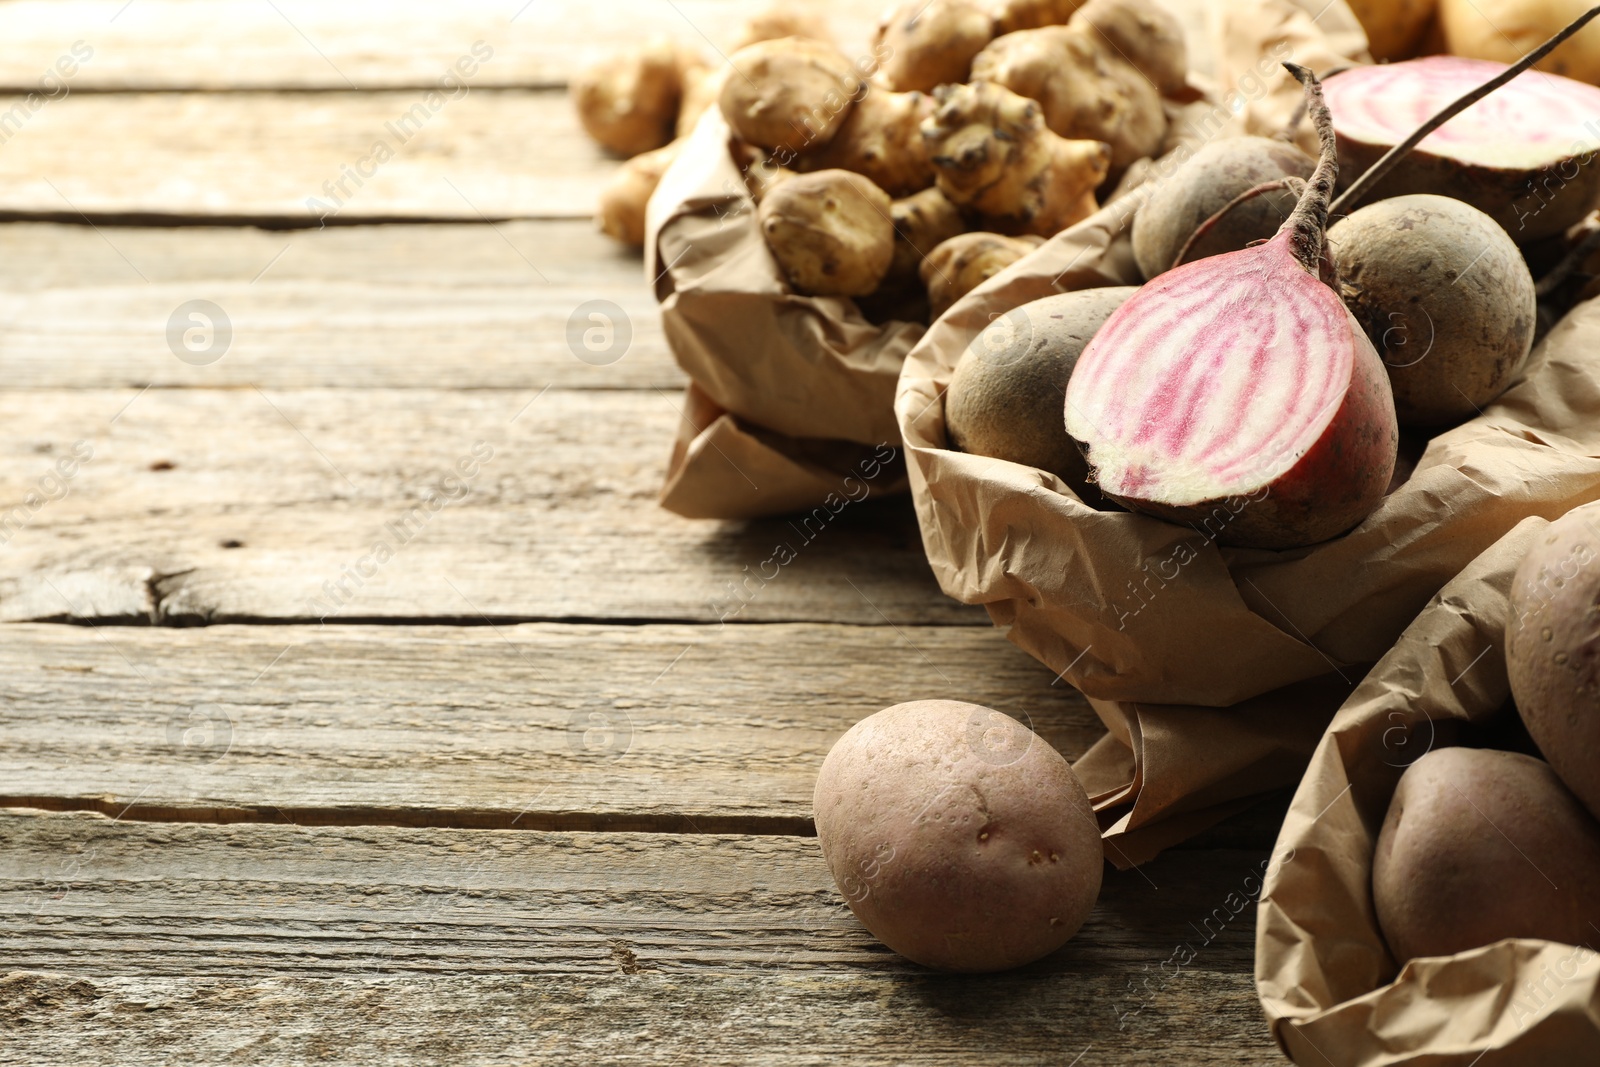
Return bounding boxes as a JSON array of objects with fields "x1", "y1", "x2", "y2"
[
  {"x1": 1257, "y1": 513, "x2": 1600, "y2": 1065},
  {"x1": 660, "y1": 382, "x2": 907, "y2": 521},
  {"x1": 894, "y1": 2, "x2": 1600, "y2": 860},
  {"x1": 648, "y1": 108, "x2": 924, "y2": 519}
]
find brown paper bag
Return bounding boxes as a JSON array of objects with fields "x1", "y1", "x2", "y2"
[
  {"x1": 659, "y1": 383, "x2": 907, "y2": 520},
  {"x1": 1256, "y1": 512, "x2": 1600, "y2": 1064},
  {"x1": 647, "y1": 107, "x2": 925, "y2": 519},
  {"x1": 894, "y1": 3, "x2": 1600, "y2": 858}
]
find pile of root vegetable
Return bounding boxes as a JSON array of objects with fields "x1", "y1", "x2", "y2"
[
  {"x1": 572, "y1": 0, "x2": 1194, "y2": 321},
  {"x1": 948, "y1": 12, "x2": 1600, "y2": 554}
]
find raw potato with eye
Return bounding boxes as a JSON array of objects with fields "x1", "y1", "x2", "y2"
[
  {"x1": 1328, "y1": 194, "x2": 1535, "y2": 426},
  {"x1": 813, "y1": 700, "x2": 1103, "y2": 973},
  {"x1": 797, "y1": 88, "x2": 938, "y2": 197},
  {"x1": 921, "y1": 232, "x2": 1045, "y2": 319},
  {"x1": 874, "y1": 0, "x2": 995, "y2": 93},
  {"x1": 922, "y1": 81, "x2": 1111, "y2": 237},
  {"x1": 572, "y1": 39, "x2": 697, "y2": 157},
  {"x1": 597, "y1": 141, "x2": 682, "y2": 247},
  {"x1": 720, "y1": 38, "x2": 866, "y2": 157},
  {"x1": 759, "y1": 170, "x2": 895, "y2": 297},
  {"x1": 971, "y1": 24, "x2": 1165, "y2": 173}
]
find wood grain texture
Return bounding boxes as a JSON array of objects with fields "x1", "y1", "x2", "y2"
[
  {"x1": 0, "y1": 89, "x2": 605, "y2": 221},
  {"x1": 0, "y1": 0, "x2": 879, "y2": 91},
  {"x1": 0, "y1": 622, "x2": 1096, "y2": 829},
  {"x1": 0, "y1": 389, "x2": 965, "y2": 625},
  {"x1": 0, "y1": 221, "x2": 682, "y2": 390},
  {"x1": 0, "y1": 811, "x2": 1287, "y2": 1064}
]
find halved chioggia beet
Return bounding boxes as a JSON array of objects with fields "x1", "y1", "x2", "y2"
[
  {"x1": 1323, "y1": 54, "x2": 1600, "y2": 242},
  {"x1": 1063, "y1": 65, "x2": 1398, "y2": 550}
]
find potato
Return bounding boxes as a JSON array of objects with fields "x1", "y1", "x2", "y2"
[
  {"x1": 1373, "y1": 746, "x2": 1600, "y2": 963},
  {"x1": 1509, "y1": 505, "x2": 1600, "y2": 819},
  {"x1": 813, "y1": 699, "x2": 1103, "y2": 972},
  {"x1": 759, "y1": 170, "x2": 895, "y2": 297}
]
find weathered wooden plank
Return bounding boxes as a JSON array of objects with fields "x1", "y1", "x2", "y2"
[
  {"x1": 0, "y1": 811, "x2": 1286, "y2": 1063},
  {"x1": 0, "y1": 389, "x2": 966, "y2": 625},
  {"x1": 0, "y1": 622, "x2": 1096, "y2": 829},
  {"x1": 0, "y1": 221, "x2": 680, "y2": 390},
  {"x1": 0, "y1": 0, "x2": 879, "y2": 91},
  {"x1": 0, "y1": 90, "x2": 604, "y2": 221},
  {"x1": 0, "y1": 971, "x2": 1286, "y2": 1066}
]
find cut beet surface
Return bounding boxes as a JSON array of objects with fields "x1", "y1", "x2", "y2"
[
  {"x1": 1324, "y1": 56, "x2": 1600, "y2": 242},
  {"x1": 1064, "y1": 65, "x2": 1398, "y2": 551}
]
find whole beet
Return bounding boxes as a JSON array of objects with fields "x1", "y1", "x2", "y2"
[{"x1": 1131, "y1": 136, "x2": 1314, "y2": 279}]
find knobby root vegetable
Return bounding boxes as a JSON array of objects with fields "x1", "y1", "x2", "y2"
[
  {"x1": 759, "y1": 169, "x2": 895, "y2": 297},
  {"x1": 734, "y1": 6, "x2": 834, "y2": 50},
  {"x1": 970, "y1": 24, "x2": 1164, "y2": 173},
  {"x1": 921, "y1": 81, "x2": 1111, "y2": 237},
  {"x1": 1374, "y1": 747, "x2": 1600, "y2": 963},
  {"x1": 1345, "y1": 0, "x2": 1438, "y2": 61},
  {"x1": 1063, "y1": 65, "x2": 1398, "y2": 550},
  {"x1": 597, "y1": 141, "x2": 682, "y2": 247},
  {"x1": 719, "y1": 38, "x2": 867, "y2": 157},
  {"x1": 1323, "y1": 56, "x2": 1600, "y2": 242},
  {"x1": 1509, "y1": 504, "x2": 1600, "y2": 820},
  {"x1": 677, "y1": 64, "x2": 728, "y2": 138},
  {"x1": 796, "y1": 88, "x2": 937, "y2": 197},
  {"x1": 946, "y1": 286, "x2": 1136, "y2": 492},
  {"x1": 1329, "y1": 194, "x2": 1536, "y2": 426},
  {"x1": 991, "y1": 0, "x2": 1086, "y2": 34},
  {"x1": 572, "y1": 39, "x2": 698, "y2": 157},
  {"x1": 1071, "y1": 0, "x2": 1189, "y2": 96},
  {"x1": 874, "y1": 0, "x2": 995, "y2": 93},
  {"x1": 886, "y1": 186, "x2": 967, "y2": 289},
  {"x1": 813, "y1": 699, "x2": 1103, "y2": 973},
  {"x1": 1439, "y1": 0, "x2": 1600, "y2": 84},
  {"x1": 920, "y1": 232, "x2": 1044, "y2": 320},
  {"x1": 1130, "y1": 137, "x2": 1314, "y2": 280}
]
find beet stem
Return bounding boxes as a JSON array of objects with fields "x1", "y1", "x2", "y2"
[
  {"x1": 1170, "y1": 176, "x2": 1306, "y2": 271},
  {"x1": 1330, "y1": 4, "x2": 1600, "y2": 217},
  {"x1": 1280, "y1": 64, "x2": 1337, "y2": 277}
]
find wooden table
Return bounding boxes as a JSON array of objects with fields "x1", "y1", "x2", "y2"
[{"x1": 0, "y1": 3, "x2": 1290, "y2": 1062}]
